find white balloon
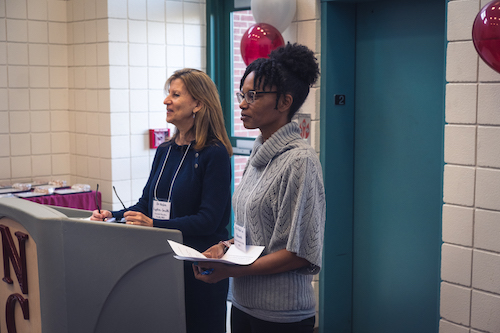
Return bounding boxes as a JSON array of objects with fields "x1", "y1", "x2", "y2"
[{"x1": 251, "y1": 0, "x2": 296, "y2": 33}]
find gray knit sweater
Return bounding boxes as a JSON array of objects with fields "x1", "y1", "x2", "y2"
[{"x1": 231, "y1": 121, "x2": 326, "y2": 323}]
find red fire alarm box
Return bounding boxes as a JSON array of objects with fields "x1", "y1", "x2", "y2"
[{"x1": 149, "y1": 128, "x2": 170, "y2": 149}]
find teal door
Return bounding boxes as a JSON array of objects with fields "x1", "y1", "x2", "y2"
[{"x1": 320, "y1": 1, "x2": 445, "y2": 332}]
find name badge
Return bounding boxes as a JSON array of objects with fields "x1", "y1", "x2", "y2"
[
  {"x1": 234, "y1": 223, "x2": 247, "y2": 252},
  {"x1": 153, "y1": 200, "x2": 171, "y2": 220}
]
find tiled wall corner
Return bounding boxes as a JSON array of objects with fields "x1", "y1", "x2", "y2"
[
  {"x1": 441, "y1": 243, "x2": 472, "y2": 286},
  {"x1": 443, "y1": 165, "x2": 475, "y2": 206},
  {"x1": 447, "y1": 0, "x2": 479, "y2": 42},
  {"x1": 442, "y1": 1, "x2": 500, "y2": 333},
  {"x1": 446, "y1": 41, "x2": 478, "y2": 83},
  {"x1": 442, "y1": 204, "x2": 473, "y2": 246},
  {"x1": 440, "y1": 282, "x2": 471, "y2": 325},
  {"x1": 444, "y1": 124, "x2": 476, "y2": 165}
]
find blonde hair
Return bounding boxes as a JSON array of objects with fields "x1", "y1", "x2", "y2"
[{"x1": 165, "y1": 68, "x2": 233, "y2": 156}]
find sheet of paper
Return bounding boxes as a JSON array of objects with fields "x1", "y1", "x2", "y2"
[
  {"x1": 105, "y1": 217, "x2": 126, "y2": 223},
  {"x1": 167, "y1": 240, "x2": 265, "y2": 266},
  {"x1": 79, "y1": 217, "x2": 126, "y2": 223}
]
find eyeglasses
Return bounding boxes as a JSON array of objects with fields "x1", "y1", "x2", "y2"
[{"x1": 236, "y1": 90, "x2": 278, "y2": 104}]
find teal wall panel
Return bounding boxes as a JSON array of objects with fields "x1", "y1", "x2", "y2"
[{"x1": 320, "y1": 0, "x2": 445, "y2": 332}]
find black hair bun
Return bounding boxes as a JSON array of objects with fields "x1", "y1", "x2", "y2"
[{"x1": 269, "y1": 43, "x2": 320, "y2": 87}]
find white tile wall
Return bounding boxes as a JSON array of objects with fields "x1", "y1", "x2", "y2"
[
  {"x1": 472, "y1": 249, "x2": 500, "y2": 294},
  {"x1": 442, "y1": 1, "x2": 500, "y2": 332},
  {"x1": 475, "y1": 168, "x2": 500, "y2": 210},
  {"x1": 474, "y1": 209, "x2": 500, "y2": 253},
  {"x1": 0, "y1": 114, "x2": 9, "y2": 133},
  {"x1": 478, "y1": 60, "x2": 500, "y2": 82},
  {"x1": 166, "y1": 1, "x2": 183, "y2": 24},
  {"x1": 300, "y1": 13, "x2": 319, "y2": 45},
  {"x1": 446, "y1": 41, "x2": 478, "y2": 83},
  {"x1": 0, "y1": 158, "x2": 11, "y2": 180},
  {"x1": 147, "y1": 0, "x2": 165, "y2": 22},
  {"x1": 440, "y1": 282, "x2": 471, "y2": 326},
  {"x1": 8, "y1": 44, "x2": 29, "y2": 65},
  {"x1": 444, "y1": 125, "x2": 476, "y2": 165},
  {"x1": 111, "y1": 157, "x2": 131, "y2": 181},
  {"x1": 443, "y1": 165, "x2": 475, "y2": 206},
  {"x1": 477, "y1": 126, "x2": 500, "y2": 167},
  {"x1": 7, "y1": 0, "x2": 27, "y2": 19},
  {"x1": 439, "y1": 320, "x2": 471, "y2": 333},
  {"x1": 447, "y1": 0, "x2": 478, "y2": 42},
  {"x1": 2, "y1": 0, "x2": 208, "y2": 210},
  {"x1": 0, "y1": 135, "x2": 10, "y2": 157},
  {"x1": 88, "y1": 156, "x2": 100, "y2": 179},
  {"x1": 11, "y1": 155, "x2": 32, "y2": 179},
  {"x1": 470, "y1": 290, "x2": 500, "y2": 333},
  {"x1": 478, "y1": 84, "x2": 500, "y2": 125},
  {"x1": 32, "y1": 154, "x2": 51, "y2": 177},
  {"x1": 30, "y1": 111, "x2": 50, "y2": 133},
  {"x1": 108, "y1": 0, "x2": 128, "y2": 19},
  {"x1": 297, "y1": 0, "x2": 319, "y2": 21},
  {"x1": 442, "y1": 244, "x2": 472, "y2": 286},
  {"x1": 128, "y1": 0, "x2": 147, "y2": 21}
]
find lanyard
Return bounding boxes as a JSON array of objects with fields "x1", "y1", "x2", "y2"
[{"x1": 153, "y1": 143, "x2": 192, "y2": 202}]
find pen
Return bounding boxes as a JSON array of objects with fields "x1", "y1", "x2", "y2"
[
  {"x1": 193, "y1": 262, "x2": 214, "y2": 275},
  {"x1": 95, "y1": 184, "x2": 105, "y2": 221}
]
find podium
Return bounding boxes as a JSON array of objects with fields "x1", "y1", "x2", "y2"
[{"x1": 0, "y1": 197, "x2": 186, "y2": 333}]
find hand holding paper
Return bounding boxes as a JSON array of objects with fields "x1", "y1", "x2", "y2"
[{"x1": 167, "y1": 240, "x2": 264, "y2": 266}]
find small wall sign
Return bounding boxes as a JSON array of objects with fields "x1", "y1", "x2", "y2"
[{"x1": 334, "y1": 94, "x2": 346, "y2": 105}]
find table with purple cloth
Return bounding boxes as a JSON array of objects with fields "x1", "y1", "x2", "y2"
[{"x1": 22, "y1": 191, "x2": 101, "y2": 211}]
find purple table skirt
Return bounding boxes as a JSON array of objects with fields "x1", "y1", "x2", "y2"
[{"x1": 22, "y1": 190, "x2": 101, "y2": 211}]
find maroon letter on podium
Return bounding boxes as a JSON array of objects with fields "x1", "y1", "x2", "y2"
[
  {"x1": 6, "y1": 293, "x2": 30, "y2": 333},
  {"x1": 0, "y1": 225, "x2": 29, "y2": 294}
]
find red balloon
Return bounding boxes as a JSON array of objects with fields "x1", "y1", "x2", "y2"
[
  {"x1": 240, "y1": 23, "x2": 285, "y2": 66},
  {"x1": 473, "y1": 1, "x2": 500, "y2": 73}
]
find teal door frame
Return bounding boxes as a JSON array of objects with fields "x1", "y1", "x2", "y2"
[
  {"x1": 206, "y1": 0, "x2": 252, "y2": 149},
  {"x1": 206, "y1": 0, "x2": 236, "y2": 145},
  {"x1": 320, "y1": 1, "x2": 445, "y2": 332},
  {"x1": 319, "y1": 2, "x2": 356, "y2": 332},
  {"x1": 206, "y1": 0, "x2": 252, "y2": 234}
]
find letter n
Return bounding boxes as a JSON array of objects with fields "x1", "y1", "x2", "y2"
[{"x1": 0, "y1": 225, "x2": 29, "y2": 294}]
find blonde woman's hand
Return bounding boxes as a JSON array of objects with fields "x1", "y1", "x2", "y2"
[
  {"x1": 123, "y1": 211, "x2": 153, "y2": 227},
  {"x1": 90, "y1": 209, "x2": 113, "y2": 221}
]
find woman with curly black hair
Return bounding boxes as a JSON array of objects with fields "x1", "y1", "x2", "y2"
[{"x1": 194, "y1": 43, "x2": 326, "y2": 333}]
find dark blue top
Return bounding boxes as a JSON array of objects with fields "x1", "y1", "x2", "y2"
[{"x1": 112, "y1": 140, "x2": 231, "y2": 251}]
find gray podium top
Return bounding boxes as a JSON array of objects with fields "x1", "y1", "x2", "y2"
[{"x1": 0, "y1": 197, "x2": 185, "y2": 333}]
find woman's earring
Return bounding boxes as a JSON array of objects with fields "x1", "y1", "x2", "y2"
[{"x1": 193, "y1": 113, "x2": 195, "y2": 118}]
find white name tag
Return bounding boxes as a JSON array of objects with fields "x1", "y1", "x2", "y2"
[
  {"x1": 153, "y1": 200, "x2": 171, "y2": 220},
  {"x1": 234, "y1": 223, "x2": 247, "y2": 252}
]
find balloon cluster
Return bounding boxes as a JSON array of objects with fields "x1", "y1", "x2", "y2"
[
  {"x1": 473, "y1": 1, "x2": 500, "y2": 74},
  {"x1": 240, "y1": 0, "x2": 296, "y2": 66}
]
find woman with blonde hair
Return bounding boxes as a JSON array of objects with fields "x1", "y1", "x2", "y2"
[{"x1": 92, "y1": 68, "x2": 232, "y2": 333}]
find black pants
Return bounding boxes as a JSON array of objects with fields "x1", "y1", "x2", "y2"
[
  {"x1": 231, "y1": 306, "x2": 315, "y2": 333},
  {"x1": 184, "y1": 262, "x2": 228, "y2": 333}
]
